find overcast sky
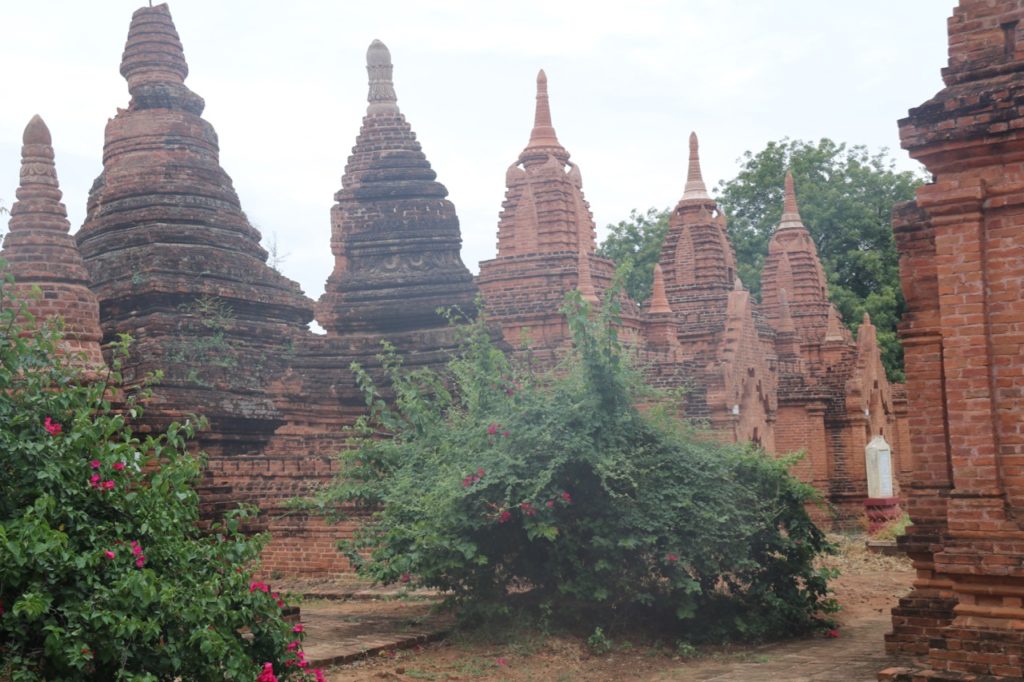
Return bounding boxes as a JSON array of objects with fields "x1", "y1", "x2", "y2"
[{"x1": 0, "y1": 1, "x2": 953, "y2": 301}]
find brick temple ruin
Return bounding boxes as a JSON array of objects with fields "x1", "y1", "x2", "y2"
[{"x1": 3, "y1": 2, "x2": 908, "y2": 577}]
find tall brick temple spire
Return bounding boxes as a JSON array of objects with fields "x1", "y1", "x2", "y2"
[
  {"x1": 316, "y1": 39, "x2": 476, "y2": 334},
  {"x1": 658, "y1": 132, "x2": 737, "y2": 295},
  {"x1": 479, "y1": 69, "x2": 634, "y2": 355},
  {"x1": 1, "y1": 116, "x2": 104, "y2": 369},
  {"x1": 760, "y1": 171, "x2": 831, "y2": 343},
  {"x1": 76, "y1": 3, "x2": 314, "y2": 450}
]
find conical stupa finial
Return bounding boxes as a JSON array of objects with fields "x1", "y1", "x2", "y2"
[
  {"x1": 367, "y1": 39, "x2": 399, "y2": 115},
  {"x1": 118, "y1": 4, "x2": 204, "y2": 114},
  {"x1": 120, "y1": 4, "x2": 188, "y2": 88},
  {"x1": 825, "y1": 306, "x2": 845, "y2": 343},
  {"x1": 8, "y1": 115, "x2": 69, "y2": 234},
  {"x1": 778, "y1": 170, "x2": 805, "y2": 230},
  {"x1": 525, "y1": 69, "x2": 563, "y2": 152},
  {"x1": 648, "y1": 263, "x2": 672, "y2": 314},
  {"x1": 683, "y1": 132, "x2": 710, "y2": 201}
]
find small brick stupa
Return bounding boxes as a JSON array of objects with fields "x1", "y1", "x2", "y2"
[
  {"x1": 75, "y1": 3, "x2": 314, "y2": 454},
  {"x1": 317, "y1": 39, "x2": 476, "y2": 334},
  {"x1": 478, "y1": 70, "x2": 638, "y2": 359},
  {"x1": 1, "y1": 116, "x2": 104, "y2": 370}
]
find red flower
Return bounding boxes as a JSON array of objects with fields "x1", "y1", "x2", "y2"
[
  {"x1": 665, "y1": 553, "x2": 678, "y2": 563},
  {"x1": 44, "y1": 417, "x2": 62, "y2": 436},
  {"x1": 561, "y1": 491, "x2": 572, "y2": 504},
  {"x1": 89, "y1": 474, "x2": 101, "y2": 488},
  {"x1": 546, "y1": 500, "x2": 555, "y2": 509},
  {"x1": 104, "y1": 550, "x2": 115, "y2": 559},
  {"x1": 90, "y1": 459, "x2": 101, "y2": 469},
  {"x1": 477, "y1": 467, "x2": 485, "y2": 478},
  {"x1": 315, "y1": 669, "x2": 327, "y2": 682},
  {"x1": 496, "y1": 657, "x2": 508, "y2": 667},
  {"x1": 102, "y1": 480, "x2": 115, "y2": 491},
  {"x1": 249, "y1": 581, "x2": 270, "y2": 593},
  {"x1": 825, "y1": 628, "x2": 840, "y2": 639},
  {"x1": 287, "y1": 640, "x2": 299, "y2": 652},
  {"x1": 293, "y1": 623, "x2": 304, "y2": 633},
  {"x1": 135, "y1": 556, "x2": 146, "y2": 569},
  {"x1": 400, "y1": 572, "x2": 411, "y2": 583},
  {"x1": 519, "y1": 501, "x2": 536, "y2": 517},
  {"x1": 257, "y1": 662, "x2": 278, "y2": 682},
  {"x1": 113, "y1": 462, "x2": 125, "y2": 471},
  {"x1": 498, "y1": 510, "x2": 512, "y2": 524},
  {"x1": 487, "y1": 423, "x2": 499, "y2": 435}
]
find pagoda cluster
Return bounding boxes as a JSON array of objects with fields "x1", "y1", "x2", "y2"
[{"x1": 2, "y1": 3, "x2": 904, "y2": 577}]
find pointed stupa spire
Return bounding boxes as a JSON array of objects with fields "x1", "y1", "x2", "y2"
[
  {"x1": 119, "y1": 3, "x2": 203, "y2": 113},
  {"x1": 520, "y1": 70, "x2": 569, "y2": 166},
  {"x1": 682, "y1": 132, "x2": 711, "y2": 201},
  {"x1": 2, "y1": 115, "x2": 104, "y2": 369},
  {"x1": 8, "y1": 115, "x2": 69, "y2": 234},
  {"x1": 825, "y1": 306, "x2": 845, "y2": 343},
  {"x1": 366, "y1": 39, "x2": 399, "y2": 115},
  {"x1": 778, "y1": 170, "x2": 804, "y2": 230},
  {"x1": 647, "y1": 263, "x2": 672, "y2": 314}
]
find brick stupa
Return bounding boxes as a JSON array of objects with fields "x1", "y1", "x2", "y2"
[
  {"x1": 760, "y1": 171, "x2": 833, "y2": 357},
  {"x1": 478, "y1": 70, "x2": 638, "y2": 357},
  {"x1": 316, "y1": 39, "x2": 476, "y2": 334},
  {"x1": 1, "y1": 116, "x2": 105, "y2": 370},
  {"x1": 75, "y1": 3, "x2": 314, "y2": 453}
]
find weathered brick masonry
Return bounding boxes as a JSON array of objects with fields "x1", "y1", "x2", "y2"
[
  {"x1": 882, "y1": 1, "x2": 1024, "y2": 679},
  {"x1": 2, "y1": 2, "x2": 907, "y2": 575}
]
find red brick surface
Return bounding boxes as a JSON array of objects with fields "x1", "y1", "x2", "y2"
[{"x1": 883, "y1": 2, "x2": 1024, "y2": 678}]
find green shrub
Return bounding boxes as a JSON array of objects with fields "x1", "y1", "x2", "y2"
[
  {"x1": 0, "y1": 269, "x2": 320, "y2": 680},
  {"x1": 316, "y1": 292, "x2": 837, "y2": 642}
]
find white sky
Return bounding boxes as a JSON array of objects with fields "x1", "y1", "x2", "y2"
[{"x1": 0, "y1": 1, "x2": 953, "y2": 301}]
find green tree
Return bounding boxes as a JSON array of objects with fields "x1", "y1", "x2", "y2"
[
  {"x1": 0, "y1": 267, "x2": 320, "y2": 681},
  {"x1": 314, "y1": 295, "x2": 837, "y2": 641},
  {"x1": 596, "y1": 208, "x2": 669, "y2": 303},
  {"x1": 717, "y1": 139, "x2": 923, "y2": 382}
]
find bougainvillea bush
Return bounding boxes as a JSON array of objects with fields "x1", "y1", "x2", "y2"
[
  {"x1": 0, "y1": 271, "x2": 319, "y2": 680},
  {"x1": 316, "y1": 294, "x2": 837, "y2": 642}
]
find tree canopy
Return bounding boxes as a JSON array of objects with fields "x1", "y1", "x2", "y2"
[{"x1": 597, "y1": 138, "x2": 923, "y2": 382}]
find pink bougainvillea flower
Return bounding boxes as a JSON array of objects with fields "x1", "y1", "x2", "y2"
[
  {"x1": 44, "y1": 417, "x2": 62, "y2": 435},
  {"x1": 665, "y1": 553, "x2": 679, "y2": 563},
  {"x1": 90, "y1": 459, "x2": 101, "y2": 469},
  {"x1": 89, "y1": 474, "x2": 101, "y2": 487},
  {"x1": 131, "y1": 541, "x2": 143, "y2": 556},
  {"x1": 257, "y1": 662, "x2": 278, "y2": 682},
  {"x1": 135, "y1": 556, "x2": 146, "y2": 568},
  {"x1": 498, "y1": 510, "x2": 512, "y2": 524},
  {"x1": 519, "y1": 502, "x2": 536, "y2": 517},
  {"x1": 477, "y1": 467, "x2": 485, "y2": 478},
  {"x1": 502, "y1": 431, "x2": 509, "y2": 438},
  {"x1": 249, "y1": 581, "x2": 270, "y2": 593},
  {"x1": 400, "y1": 572, "x2": 411, "y2": 583},
  {"x1": 825, "y1": 628, "x2": 840, "y2": 639},
  {"x1": 561, "y1": 491, "x2": 572, "y2": 504},
  {"x1": 286, "y1": 640, "x2": 299, "y2": 652},
  {"x1": 104, "y1": 550, "x2": 116, "y2": 559},
  {"x1": 113, "y1": 462, "x2": 125, "y2": 471},
  {"x1": 102, "y1": 480, "x2": 115, "y2": 491},
  {"x1": 292, "y1": 623, "x2": 304, "y2": 633},
  {"x1": 496, "y1": 657, "x2": 508, "y2": 667},
  {"x1": 315, "y1": 669, "x2": 327, "y2": 682},
  {"x1": 487, "y1": 423, "x2": 499, "y2": 436},
  {"x1": 546, "y1": 500, "x2": 555, "y2": 509}
]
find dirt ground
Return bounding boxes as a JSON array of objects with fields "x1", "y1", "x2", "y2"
[{"x1": 321, "y1": 534, "x2": 912, "y2": 681}]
